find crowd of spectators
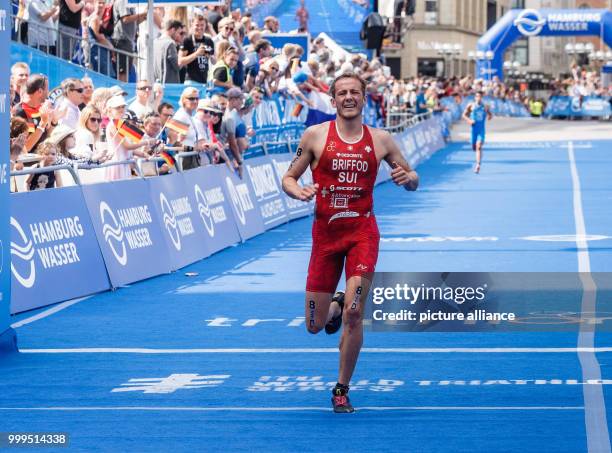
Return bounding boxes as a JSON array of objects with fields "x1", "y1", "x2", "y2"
[{"x1": 9, "y1": 0, "x2": 611, "y2": 192}]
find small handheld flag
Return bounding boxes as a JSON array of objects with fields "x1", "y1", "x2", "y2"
[
  {"x1": 165, "y1": 118, "x2": 190, "y2": 135},
  {"x1": 159, "y1": 150, "x2": 176, "y2": 168},
  {"x1": 113, "y1": 119, "x2": 144, "y2": 142},
  {"x1": 291, "y1": 103, "x2": 304, "y2": 117}
]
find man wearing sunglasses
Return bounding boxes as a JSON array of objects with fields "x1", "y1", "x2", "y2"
[
  {"x1": 129, "y1": 80, "x2": 155, "y2": 120},
  {"x1": 59, "y1": 78, "x2": 84, "y2": 129}
]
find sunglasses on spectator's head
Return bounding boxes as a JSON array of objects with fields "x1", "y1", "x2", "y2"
[
  {"x1": 186, "y1": 97, "x2": 199, "y2": 101},
  {"x1": 137, "y1": 86, "x2": 152, "y2": 91},
  {"x1": 71, "y1": 88, "x2": 84, "y2": 93}
]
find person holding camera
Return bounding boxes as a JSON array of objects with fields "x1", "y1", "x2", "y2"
[{"x1": 179, "y1": 14, "x2": 215, "y2": 84}]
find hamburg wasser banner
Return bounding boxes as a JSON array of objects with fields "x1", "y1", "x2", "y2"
[
  {"x1": 182, "y1": 166, "x2": 242, "y2": 256},
  {"x1": 147, "y1": 173, "x2": 211, "y2": 270},
  {"x1": 82, "y1": 179, "x2": 173, "y2": 288},
  {"x1": 10, "y1": 188, "x2": 111, "y2": 313}
]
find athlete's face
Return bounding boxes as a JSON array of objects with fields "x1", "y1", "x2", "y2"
[
  {"x1": 475, "y1": 93, "x2": 482, "y2": 104},
  {"x1": 332, "y1": 78, "x2": 365, "y2": 120}
]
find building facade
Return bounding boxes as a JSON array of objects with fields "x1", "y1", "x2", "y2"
[
  {"x1": 384, "y1": 0, "x2": 512, "y2": 78},
  {"x1": 384, "y1": 0, "x2": 611, "y2": 79}
]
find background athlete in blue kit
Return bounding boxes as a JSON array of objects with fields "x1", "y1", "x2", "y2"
[{"x1": 462, "y1": 91, "x2": 492, "y2": 174}]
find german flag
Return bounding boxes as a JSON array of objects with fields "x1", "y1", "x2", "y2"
[
  {"x1": 159, "y1": 150, "x2": 176, "y2": 168},
  {"x1": 113, "y1": 119, "x2": 144, "y2": 142},
  {"x1": 165, "y1": 118, "x2": 190, "y2": 135},
  {"x1": 291, "y1": 103, "x2": 304, "y2": 117}
]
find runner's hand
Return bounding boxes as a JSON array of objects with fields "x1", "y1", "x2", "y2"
[
  {"x1": 297, "y1": 183, "x2": 319, "y2": 201},
  {"x1": 391, "y1": 162, "x2": 419, "y2": 191}
]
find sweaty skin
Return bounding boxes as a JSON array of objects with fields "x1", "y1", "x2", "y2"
[{"x1": 282, "y1": 76, "x2": 419, "y2": 390}]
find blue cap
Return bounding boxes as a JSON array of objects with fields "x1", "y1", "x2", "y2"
[{"x1": 293, "y1": 71, "x2": 308, "y2": 84}]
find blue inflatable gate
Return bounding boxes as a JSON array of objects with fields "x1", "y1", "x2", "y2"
[{"x1": 476, "y1": 9, "x2": 612, "y2": 81}]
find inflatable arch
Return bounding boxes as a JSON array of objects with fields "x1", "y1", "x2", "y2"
[{"x1": 476, "y1": 9, "x2": 612, "y2": 80}]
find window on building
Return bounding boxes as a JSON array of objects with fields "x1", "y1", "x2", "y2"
[
  {"x1": 487, "y1": 0, "x2": 497, "y2": 30},
  {"x1": 417, "y1": 58, "x2": 444, "y2": 78},
  {"x1": 507, "y1": 37, "x2": 529, "y2": 66},
  {"x1": 511, "y1": 0, "x2": 525, "y2": 8},
  {"x1": 424, "y1": 0, "x2": 438, "y2": 25}
]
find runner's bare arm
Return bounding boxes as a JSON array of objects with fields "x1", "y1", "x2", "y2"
[
  {"x1": 380, "y1": 130, "x2": 419, "y2": 191},
  {"x1": 486, "y1": 105, "x2": 493, "y2": 120},
  {"x1": 462, "y1": 104, "x2": 474, "y2": 124},
  {"x1": 282, "y1": 127, "x2": 319, "y2": 201}
]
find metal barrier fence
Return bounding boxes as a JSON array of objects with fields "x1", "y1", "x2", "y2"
[
  {"x1": 12, "y1": 15, "x2": 140, "y2": 80},
  {"x1": 11, "y1": 139, "x2": 303, "y2": 186}
]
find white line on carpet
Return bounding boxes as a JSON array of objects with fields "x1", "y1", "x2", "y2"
[
  {"x1": 18, "y1": 347, "x2": 612, "y2": 354},
  {"x1": 11, "y1": 296, "x2": 93, "y2": 329},
  {"x1": 568, "y1": 141, "x2": 611, "y2": 453},
  {"x1": 0, "y1": 406, "x2": 586, "y2": 412}
]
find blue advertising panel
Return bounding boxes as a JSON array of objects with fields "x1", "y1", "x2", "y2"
[
  {"x1": 9, "y1": 188, "x2": 111, "y2": 313},
  {"x1": 268, "y1": 154, "x2": 312, "y2": 220},
  {"x1": 219, "y1": 166, "x2": 266, "y2": 241},
  {"x1": 181, "y1": 166, "x2": 241, "y2": 255},
  {"x1": 262, "y1": 34, "x2": 309, "y2": 62},
  {"x1": 0, "y1": 0, "x2": 15, "y2": 348},
  {"x1": 244, "y1": 156, "x2": 289, "y2": 229},
  {"x1": 147, "y1": 173, "x2": 211, "y2": 270},
  {"x1": 82, "y1": 179, "x2": 173, "y2": 288},
  {"x1": 581, "y1": 96, "x2": 612, "y2": 117}
]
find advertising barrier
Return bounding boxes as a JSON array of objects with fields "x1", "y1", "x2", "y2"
[
  {"x1": 182, "y1": 166, "x2": 242, "y2": 256},
  {"x1": 82, "y1": 179, "x2": 173, "y2": 288},
  {"x1": 8, "y1": 113, "x2": 450, "y2": 314},
  {"x1": 544, "y1": 96, "x2": 611, "y2": 118},
  {"x1": 148, "y1": 173, "x2": 211, "y2": 270},
  {"x1": 244, "y1": 156, "x2": 290, "y2": 229},
  {"x1": 220, "y1": 165, "x2": 266, "y2": 241},
  {"x1": 10, "y1": 187, "x2": 111, "y2": 313},
  {"x1": 268, "y1": 154, "x2": 314, "y2": 220}
]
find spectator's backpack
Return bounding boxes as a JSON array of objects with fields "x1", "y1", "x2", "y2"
[{"x1": 100, "y1": 1, "x2": 115, "y2": 37}]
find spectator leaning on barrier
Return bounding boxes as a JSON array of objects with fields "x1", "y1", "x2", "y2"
[
  {"x1": 112, "y1": 0, "x2": 147, "y2": 82},
  {"x1": 153, "y1": 19, "x2": 185, "y2": 84},
  {"x1": 87, "y1": 0, "x2": 115, "y2": 78},
  {"x1": 173, "y1": 87, "x2": 204, "y2": 170},
  {"x1": 220, "y1": 87, "x2": 245, "y2": 176},
  {"x1": 15, "y1": 74, "x2": 62, "y2": 153},
  {"x1": 59, "y1": 78, "x2": 85, "y2": 129},
  {"x1": 27, "y1": 0, "x2": 59, "y2": 55},
  {"x1": 27, "y1": 141, "x2": 63, "y2": 191},
  {"x1": 244, "y1": 39, "x2": 271, "y2": 91},
  {"x1": 141, "y1": 112, "x2": 168, "y2": 175},
  {"x1": 58, "y1": 0, "x2": 84, "y2": 61},
  {"x1": 10, "y1": 62, "x2": 30, "y2": 108},
  {"x1": 179, "y1": 14, "x2": 215, "y2": 85},
  {"x1": 129, "y1": 80, "x2": 155, "y2": 120}
]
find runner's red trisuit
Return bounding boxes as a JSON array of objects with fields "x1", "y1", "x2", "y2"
[{"x1": 306, "y1": 121, "x2": 380, "y2": 293}]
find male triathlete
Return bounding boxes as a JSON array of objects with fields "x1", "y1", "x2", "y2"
[
  {"x1": 462, "y1": 91, "x2": 492, "y2": 174},
  {"x1": 282, "y1": 72, "x2": 419, "y2": 413}
]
